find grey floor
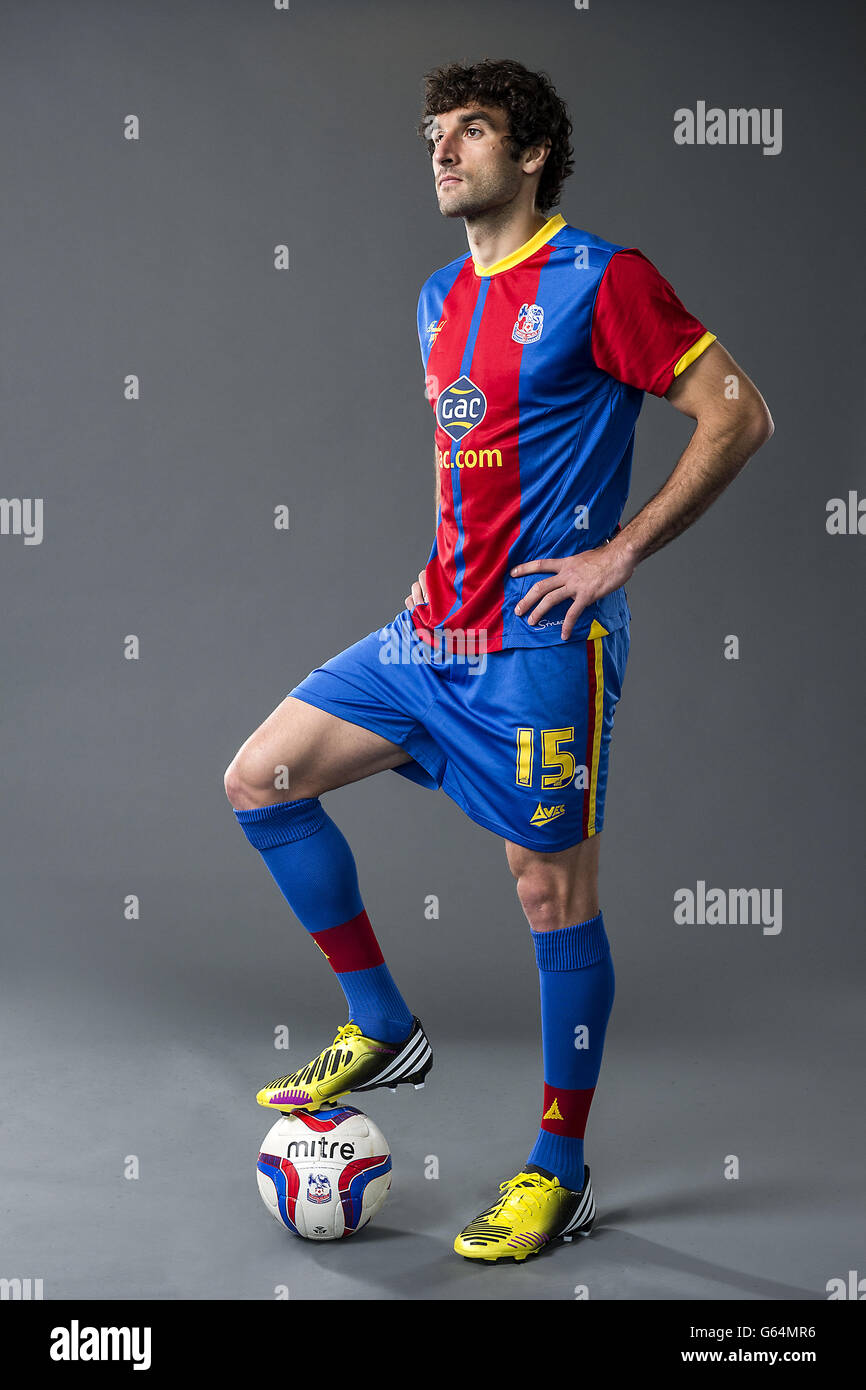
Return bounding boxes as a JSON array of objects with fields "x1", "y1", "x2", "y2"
[{"x1": 3, "y1": 972, "x2": 862, "y2": 1301}]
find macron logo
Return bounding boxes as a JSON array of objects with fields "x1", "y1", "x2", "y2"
[{"x1": 50, "y1": 1321, "x2": 152, "y2": 1371}]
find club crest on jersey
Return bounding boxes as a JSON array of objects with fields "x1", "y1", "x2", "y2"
[
  {"x1": 512, "y1": 302, "x2": 544, "y2": 344},
  {"x1": 306, "y1": 1173, "x2": 332, "y2": 1204},
  {"x1": 436, "y1": 375, "x2": 487, "y2": 442}
]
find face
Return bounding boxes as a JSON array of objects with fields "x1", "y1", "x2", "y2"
[{"x1": 427, "y1": 105, "x2": 528, "y2": 218}]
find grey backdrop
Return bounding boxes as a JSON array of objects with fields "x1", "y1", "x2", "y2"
[{"x1": 1, "y1": 0, "x2": 863, "y2": 1301}]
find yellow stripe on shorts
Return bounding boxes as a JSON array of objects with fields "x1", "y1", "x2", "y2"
[{"x1": 586, "y1": 635, "x2": 605, "y2": 836}]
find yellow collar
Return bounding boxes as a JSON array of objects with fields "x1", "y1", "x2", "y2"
[{"x1": 472, "y1": 213, "x2": 566, "y2": 277}]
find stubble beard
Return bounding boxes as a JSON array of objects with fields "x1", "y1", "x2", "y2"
[{"x1": 437, "y1": 164, "x2": 522, "y2": 223}]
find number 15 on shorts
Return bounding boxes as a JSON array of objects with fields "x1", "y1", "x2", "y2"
[{"x1": 515, "y1": 726, "x2": 589, "y2": 791}]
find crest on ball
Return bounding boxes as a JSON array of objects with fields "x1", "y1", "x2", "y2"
[{"x1": 306, "y1": 1172, "x2": 332, "y2": 1204}]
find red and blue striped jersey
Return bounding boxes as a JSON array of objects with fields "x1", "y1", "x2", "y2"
[{"x1": 411, "y1": 213, "x2": 715, "y2": 652}]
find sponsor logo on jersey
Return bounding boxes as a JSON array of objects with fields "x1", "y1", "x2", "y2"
[
  {"x1": 306, "y1": 1173, "x2": 332, "y2": 1204},
  {"x1": 425, "y1": 317, "x2": 446, "y2": 342},
  {"x1": 436, "y1": 375, "x2": 487, "y2": 442},
  {"x1": 542, "y1": 1096, "x2": 564, "y2": 1121},
  {"x1": 436, "y1": 444, "x2": 502, "y2": 470},
  {"x1": 512, "y1": 302, "x2": 544, "y2": 344},
  {"x1": 530, "y1": 802, "x2": 566, "y2": 825}
]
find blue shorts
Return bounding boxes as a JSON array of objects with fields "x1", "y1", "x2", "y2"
[{"x1": 288, "y1": 607, "x2": 629, "y2": 852}]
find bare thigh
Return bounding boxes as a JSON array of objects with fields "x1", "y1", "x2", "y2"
[{"x1": 224, "y1": 696, "x2": 413, "y2": 810}]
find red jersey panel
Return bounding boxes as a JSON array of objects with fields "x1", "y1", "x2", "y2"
[{"x1": 592, "y1": 248, "x2": 714, "y2": 396}]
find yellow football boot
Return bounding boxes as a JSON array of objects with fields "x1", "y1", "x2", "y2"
[
  {"x1": 256, "y1": 1016, "x2": 432, "y2": 1114},
  {"x1": 454, "y1": 1167, "x2": 595, "y2": 1262}
]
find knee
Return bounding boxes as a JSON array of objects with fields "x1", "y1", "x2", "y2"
[
  {"x1": 506, "y1": 845, "x2": 558, "y2": 916},
  {"x1": 224, "y1": 750, "x2": 283, "y2": 811},
  {"x1": 507, "y1": 840, "x2": 599, "y2": 933},
  {"x1": 514, "y1": 868, "x2": 568, "y2": 932},
  {"x1": 224, "y1": 755, "x2": 257, "y2": 811}
]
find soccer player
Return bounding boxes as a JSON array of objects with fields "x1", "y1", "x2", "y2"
[{"x1": 225, "y1": 59, "x2": 773, "y2": 1263}]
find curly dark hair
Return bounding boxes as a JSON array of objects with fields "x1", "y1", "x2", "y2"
[{"x1": 417, "y1": 58, "x2": 574, "y2": 214}]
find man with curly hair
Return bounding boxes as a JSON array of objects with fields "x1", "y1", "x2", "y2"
[{"x1": 226, "y1": 58, "x2": 773, "y2": 1263}]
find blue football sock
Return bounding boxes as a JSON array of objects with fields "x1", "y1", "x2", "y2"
[
  {"x1": 526, "y1": 911, "x2": 615, "y2": 1192},
  {"x1": 234, "y1": 797, "x2": 414, "y2": 1044}
]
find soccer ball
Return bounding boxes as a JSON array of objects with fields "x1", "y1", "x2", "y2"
[{"x1": 256, "y1": 1104, "x2": 391, "y2": 1240}]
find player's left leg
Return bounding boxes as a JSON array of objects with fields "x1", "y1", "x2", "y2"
[
  {"x1": 453, "y1": 834, "x2": 611, "y2": 1260},
  {"x1": 445, "y1": 621, "x2": 628, "y2": 1261},
  {"x1": 507, "y1": 831, "x2": 612, "y2": 1193}
]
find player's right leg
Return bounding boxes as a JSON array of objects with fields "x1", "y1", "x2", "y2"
[
  {"x1": 225, "y1": 696, "x2": 433, "y2": 1113},
  {"x1": 225, "y1": 694, "x2": 415, "y2": 809}
]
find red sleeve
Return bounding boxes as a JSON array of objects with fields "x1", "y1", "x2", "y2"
[{"x1": 591, "y1": 249, "x2": 713, "y2": 396}]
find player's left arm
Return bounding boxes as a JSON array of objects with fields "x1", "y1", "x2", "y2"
[
  {"x1": 615, "y1": 337, "x2": 773, "y2": 566},
  {"x1": 512, "y1": 339, "x2": 773, "y2": 638}
]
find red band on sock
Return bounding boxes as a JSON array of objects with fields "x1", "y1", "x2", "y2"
[
  {"x1": 310, "y1": 910, "x2": 384, "y2": 973},
  {"x1": 539, "y1": 1083, "x2": 596, "y2": 1138}
]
